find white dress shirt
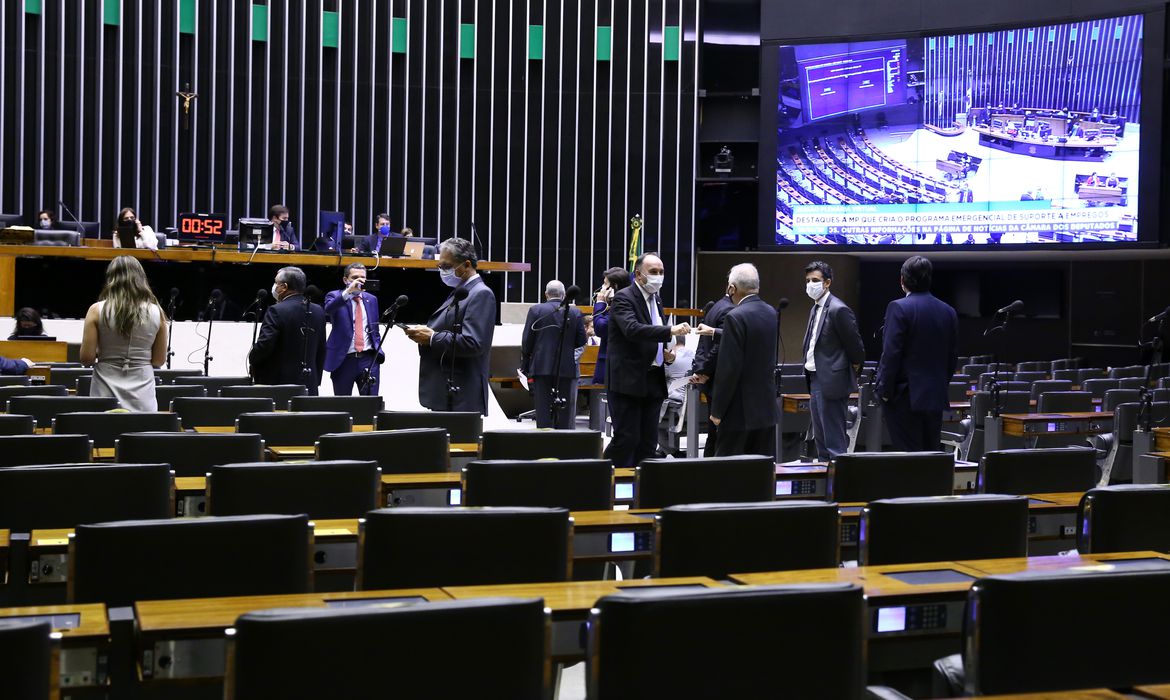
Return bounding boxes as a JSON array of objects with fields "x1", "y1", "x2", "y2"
[{"x1": 804, "y1": 292, "x2": 831, "y2": 372}]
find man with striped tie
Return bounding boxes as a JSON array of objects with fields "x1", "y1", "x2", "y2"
[{"x1": 324, "y1": 263, "x2": 384, "y2": 396}]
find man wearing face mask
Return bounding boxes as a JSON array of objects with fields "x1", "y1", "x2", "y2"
[
  {"x1": 603, "y1": 252, "x2": 691, "y2": 468},
  {"x1": 404, "y1": 238, "x2": 496, "y2": 415},
  {"x1": 267, "y1": 204, "x2": 300, "y2": 251},
  {"x1": 249, "y1": 266, "x2": 327, "y2": 393},
  {"x1": 875, "y1": 256, "x2": 958, "y2": 451},
  {"x1": 802, "y1": 260, "x2": 866, "y2": 461}
]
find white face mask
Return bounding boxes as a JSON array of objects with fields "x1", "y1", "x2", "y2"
[
  {"x1": 38, "y1": 219, "x2": 51, "y2": 229},
  {"x1": 643, "y1": 274, "x2": 664, "y2": 294},
  {"x1": 439, "y1": 267, "x2": 461, "y2": 288},
  {"x1": 806, "y1": 280, "x2": 826, "y2": 301},
  {"x1": 271, "y1": 283, "x2": 281, "y2": 301}
]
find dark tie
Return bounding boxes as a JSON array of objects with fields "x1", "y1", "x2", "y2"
[{"x1": 804, "y1": 304, "x2": 818, "y2": 352}]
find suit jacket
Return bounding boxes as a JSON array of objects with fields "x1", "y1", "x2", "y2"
[
  {"x1": 248, "y1": 295, "x2": 327, "y2": 394},
  {"x1": 520, "y1": 300, "x2": 586, "y2": 378},
  {"x1": 591, "y1": 300, "x2": 610, "y2": 383},
  {"x1": 802, "y1": 293, "x2": 866, "y2": 400},
  {"x1": 710, "y1": 295, "x2": 780, "y2": 431},
  {"x1": 357, "y1": 231, "x2": 401, "y2": 255},
  {"x1": 0, "y1": 356, "x2": 29, "y2": 375},
  {"x1": 272, "y1": 222, "x2": 300, "y2": 251},
  {"x1": 605, "y1": 283, "x2": 672, "y2": 398},
  {"x1": 323, "y1": 290, "x2": 384, "y2": 372},
  {"x1": 418, "y1": 275, "x2": 496, "y2": 415},
  {"x1": 691, "y1": 294, "x2": 736, "y2": 398},
  {"x1": 875, "y1": 291, "x2": 959, "y2": 412}
]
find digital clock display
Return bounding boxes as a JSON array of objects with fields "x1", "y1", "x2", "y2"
[{"x1": 177, "y1": 213, "x2": 228, "y2": 242}]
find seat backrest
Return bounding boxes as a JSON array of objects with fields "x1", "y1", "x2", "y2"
[
  {"x1": 115, "y1": 432, "x2": 265, "y2": 477},
  {"x1": 316, "y1": 429, "x2": 449, "y2": 473},
  {"x1": 947, "y1": 382, "x2": 969, "y2": 403},
  {"x1": 358, "y1": 507, "x2": 571, "y2": 589},
  {"x1": 7, "y1": 396, "x2": 119, "y2": 428},
  {"x1": 1155, "y1": 389, "x2": 1170, "y2": 403},
  {"x1": 1109, "y1": 365, "x2": 1148, "y2": 380},
  {"x1": 1012, "y1": 370, "x2": 1047, "y2": 383},
  {"x1": 1118, "y1": 377, "x2": 1147, "y2": 390},
  {"x1": 1035, "y1": 390, "x2": 1093, "y2": 414},
  {"x1": 1078, "y1": 485, "x2": 1170, "y2": 553},
  {"x1": 1077, "y1": 368, "x2": 1107, "y2": 383},
  {"x1": 479, "y1": 430, "x2": 603, "y2": 460},
  {"x1": 1081, "y1": 378, "x2": 1120, "y2": 399},
  {"x1": 172, "y1": 375, "x2": 254, "y2": 392},
  {"x1": 152, "y1": 368, "x2": 205, "y2": 385},
  {"x1": 155, "y1": 383, "x2": 207, "y2": 409},
  {"x1": 962, "y1": 364, "x2": 989, "y2": 378},
  {"x1": 588, "y1": 583, "x2": 865, "y2": 698},
  {"x1": 979, "y1": 447, "x2": 1097, "y2": 494},
  {"x1": 236, "y1": 411, "x2": 352, "y2": 446},
  {"x1": 462, "y1": 459, "x2": 614, "y2": 511},
  {"x1": 207, "y1": 460, "x2": 380, "y2": 519},
  {"x1": 0, "y1": 619, "x2": 52, "y2": 699},
  {"x1": 0, "y1": 433, "x2": 92, "y2": 467},
  {"x1": 171, "y1": 397, "x2": 275, "y2": 428},
  {"x1": 1029, "y1": 380, "x2": 1072, "y2": 402},
  {"x1": 227, "y1": 598, "x2": 550, "y2": 700},
  {"x1": 0, "y1": 375, "x2": 31, "y2": 386},
  {"x1": 0, "y1": 384, "x2": 68, "y2": 410},
  {"x1": 860, "y1": 494, "x2": 1028, "y2": 565},
  {"x1": 1051, "y1": 369, "x2": 1079, "y2": 382},
  {"x1": 778, "y1": 374, "x2": 808, "y2": 394},
  {"x1": 0, "y1": 414, "x2": 35, "y2": 435},
  {"x1": 53, "y1": 411, "x2": 182, "y2": 448},
  {"x1": 47, "y1": 367, "x2": 92, "y2": 390},
  {"x1": 1161, "y1": 377, "x2": 1170, "y2": 390},
  {"x1": 635, "y1": 456, "x2": 776, "y2": 509},
  {"x1": 375, "y1": 410, "x2": 483, "y2": 443},
  {"x1": 827, "y1": 452, "x2": 954, "y2": 502},
  {"x1": 70, "y1": 514, "x2": 312, "y2": 605},
  {"x1": 0, "y1": 462, "x2": 173, "y2": 531},
  {"x1": 654, "y1": 501, "x2": 839, "y2": 578},
  {"x1": 1102, "y1": 388, "x2": 1141, "y2": 412},
  {"x1": 969, "y1": 391, "x2": 1031, "y2": 428},
  {"x1": 965, "y1": 567, "x2": 1170, "y2": 695},
  {"x1": 220, "y1": 384, "x2": 307, "y2": 409},
  {"x1": 290, "y1": 395, "x2": 384, "y2": 425},
  {"x1": 1016, "y1": 361, "x2": 1049, "y2": 373},
  {"x1": 76, "y1": 375, "x2": 92, "y2": 396}
]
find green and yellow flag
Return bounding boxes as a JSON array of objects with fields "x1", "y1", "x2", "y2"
[{"x1": 627, "y1": 214, "x2": 643, "y2": 272}]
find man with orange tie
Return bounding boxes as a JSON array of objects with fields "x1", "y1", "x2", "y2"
[{"x1": 324, "y1": 263, "x2": 384, "y2": 395}]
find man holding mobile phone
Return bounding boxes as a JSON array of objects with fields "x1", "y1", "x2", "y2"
[{"x1": 323, "y1": 262, "x2": 384, "y2": 395}]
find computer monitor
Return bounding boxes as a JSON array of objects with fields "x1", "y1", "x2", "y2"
[
  {"x1": 316, "y1": 211, "x2": 346, "y2": 252},
  {"x1": 237, "y1": 218, "x2": 274, "y2": 251}
]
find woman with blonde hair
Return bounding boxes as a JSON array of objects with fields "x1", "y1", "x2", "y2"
[{"x1": 80, "y1": 255, "x2": 169, "y2": 411}]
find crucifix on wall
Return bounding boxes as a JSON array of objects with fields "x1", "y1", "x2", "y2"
[{"x1": 176, "y1": 82, "x2": 198, "y2": 130}]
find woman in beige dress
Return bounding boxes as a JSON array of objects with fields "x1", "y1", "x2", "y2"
[{"x1": 80, "y1": 255, "x2": 169, "y2": 411}]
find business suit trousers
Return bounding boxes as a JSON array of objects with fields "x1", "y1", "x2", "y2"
[
  {"x1": 604, "y1": 383, "x2": 665, "y2": 468},
  {"x1": 884, "y1": 393, "x2": 944, "y2": 452},
  {"x1": 808, "y1": 372, "x2": 849, "y2": 461},
  {"x1": 330, "y1": 351, "x2": 380, "y2": 396},
  {"x1": 714, "y1": 425, "x2": 776, "y2": 457},
  {"x1": 533, "y1": 375, "x2": 576, "y2": 429}
]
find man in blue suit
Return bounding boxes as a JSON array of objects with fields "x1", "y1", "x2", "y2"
[
  {"x1": 323, "y1": 262, "x2": 384, "y2": 396},
  {"x1": 521, "y1": 280, "x2": 586, "y2": 428},
  {"x1": 876, "y1": 255, "x2": 959, "y2": 451},
  {"x1": 0, "y1": 355, "x2": 32, "y2": 375},
  {"x1": 404, "y1": 238, "x2": 496, "y2": 415}
]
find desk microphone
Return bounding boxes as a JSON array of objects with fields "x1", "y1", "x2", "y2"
[
  {"x1": 560, "y1": 285, "x2": 581, "y2": 308},
  {"x1": 1148, "y1": 305, "x2": 1170, "y2": 324},
  {"x1": 169, "y1": 288, "x2": 180, "y2": 303},
  {"x1": 995, "y1": 300, "x2": 1024, "y2": 316},
  {"x1": 382, "y1": 294, "x2": 409, "y2": 320}
]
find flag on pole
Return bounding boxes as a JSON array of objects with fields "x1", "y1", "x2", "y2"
[{"x1": 627, "y1": 214, "x2": 643, "y2": 272}]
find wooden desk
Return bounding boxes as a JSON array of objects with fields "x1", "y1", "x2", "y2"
[
  {"x1": 0, "y1": 603, "x2": 110, "y2": 690},
  {"x1": 266, "y1": 438, "x2": 474, "y2": 461},
  {"x1": 0, "y1": 339, "x2": 67, "y2": 362},
  {"x1": 135, "y1": 588, "x2": 450, "y2": 681},
  {"x1": 193, "y1": 423, "x2": 375, "y2": 435},
  {"x1": 1155, "y1": 427, "x2": 1170, "y2": 453},
  {"x1": 985, "y1": 412, "x2": 1111, "y2": 453}
]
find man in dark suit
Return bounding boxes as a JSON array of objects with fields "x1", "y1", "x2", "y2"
[
  {"x1": 689, "y1": 292, "x2": 736, "y2": 456},
  {"x1": 323, "y1": 262, "x2": 384, "y2": 396},
  {"x1": 876, "y1": 255, "x2": 959, "y2": 451},
  {"x1": 803, "y1": 260, "x2": 866, "y2": 461},
  {"x1": 249, "y1": 266, "x2": 327, "y2": 394},
  {"x1": 404, "y1": 238, "x2": 496, "y2": 415},
  {"x1": 521, "y1": 280, "x2": 586, "y2": 429},
  {"x1": 357, "y1": 213, "x2": 400, "y2": 255},
  {"x1": 603, "y1": 252, "x2": 691, "y2": 468},
  {"x1": 709, "y1": 264, "x2": 780, "y2": 456},
  {"x1": 268, "y1": 204, "x2": 300, "y2": 251}
]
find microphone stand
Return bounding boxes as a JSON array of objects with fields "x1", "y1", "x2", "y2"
[
  {"x1": 358, "y1": 300, "x2": 398, "y2": 397},
  {"x1": 773, "y1": 302, "x2": 787, "y2": 462},
  {"x1": 982, "y1": 310, "x2": 1012, "y2": 420},
  {"x1": 165, "y1": 294, "x2": 179, "y2": 370},
  {"x1": 202, "y1": 299, "x2": 218, "y2": 376},
  {"x1": 446, "y1": 297, "x2": 464, "y2": 411},
  {"x1": 549, "y1": 300, "x2": 574, "y2": 427}
]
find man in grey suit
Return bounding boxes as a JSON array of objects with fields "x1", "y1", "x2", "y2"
[
  {"x1": 404, "y1": 238, "x2": 496, "y2": 415},
  {"x1": 802, "y1": 260, "x2": 865, "y2": 461}
]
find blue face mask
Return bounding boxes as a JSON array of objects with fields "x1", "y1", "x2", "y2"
[
  {"x1": 440, "y1": 268, "x2": 461, "y2": 288},
  {"x1": 378, "y1": 225, "x2": 391, "y2": 237}
]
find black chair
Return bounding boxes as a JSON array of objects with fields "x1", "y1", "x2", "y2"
[
  {"x1": 226, "y1": 598, "x2": 550, "y2": 700},
  {"x1": 1099, "y1": 388, "x2": 1140, "y2": 413},
  {"x1": 462, "y1": 459, "x2": 614, "y2": 511},
  {"x1": 0, "y1": 434, "x2": 92, "y2": 467},
  {"x1": 479, "y1": 429, "x2": 603, "y2": 460},
  {"x1": 115, "y1": 431, "x2": 266, "y2": 477},
  {"x1": 53, "y1": 411, "x2": 181, "y2": 448},
  {"x1": 947, "y1": 382, "x2": 968, "y2": 403},
  {"x1": 69, "y1": 514, "x2": 312, "y2": 605},
  {"x1": 587, "y1": 583, "x2": 865, "y2": 698},
  {"x1": 0, "y1": 375, "x2": 31, "y2": 386},
  {"x1": 962, "y1": 364, "x2": 989, "y2": 379},
  {"x1": 155, "y1": 383, "x2": 207, "y2": 409},
  {"x1": 376, "y1": 410, "x2": 483, "y2": 443},
  {"x1": 1119, "y1": 377, "x2": 1148, "y2": 390},
  {"x1": 950, "y1": 391, "x2": 1030, "y2": 463},
  {"x1": 635, "y1": 455, "x2": 776, "y2": 509},
  {"x1": 0, "y1": 384, "x2": 67, "y2": 410},
  {"x1": 0, "y1": 463, "x2": 173, "y2": 531},
  {"x1": 76, "y1": 375, "x2": 92, "y2": 396},
  {"x1": 978, "y1": 447, "x2": 1097, "y2": 494},
  {"x1": 316, "y1": 428, "x2": 449, "y2": 473},
  {"x1": 290, "y1": 395, "x2": 384, "y2": 424},
  {"x1": 958, "y1": 567, "x2": 1170, "y2": 695},
  {"x1": 172, "y1": 375, "x2": 254, "y2": 394},
  {"x1": 34, "y1": 229, "x2": 80, "y2": 245},
  {"x1": 47, "y1": 367, "x2": 92, "y2": 390},
  {"x1": 1029, "y1": 379, "x2": 1073, "y2": 402},
  {"x1": 1155, "y1": 389, "x2": 1170, "y2": 403},
  {"x1": 1050, "y1": 358, "x2": 1080, "y2": 372},
  {"x1": 1078, "y1": 485, "x2": 1170, "y2": 553},
  {"x1": 1011, "y1": 370, "x2": 1047, "y2": 383},
  {"x1": 859, "y1": 494, "x2": 1029, "y2": 565},
  {"x1": 1076, "y1": 367, "x2": 1107, "y2": 383},
  {"x1": 358, "y1": 507, "x2": 571, "y2": 589},
  {"x1": 0, "y1": 619, "x2": 53, "y2": 699},
  {"x1": 153, "y1": 368, "x2": 204, "y2": 385},
  {"x1": 654, "y1": 501, "x2": 839, "y2": 578},
  {"x1": 1051, "y1": 368, "x2": 1079, "y2": 382},
  {"x1": 1109, "y1": 365, "x2": 1148, "y2": 380},
  {"x1": 220, "y1": 383, "x2": 308, "y2": 410},
  {"x1": 1016, "y1": 361, "x2": 1049, "y2": 373},
  {"x1": 827, "y1": 452, "x2": 954, "y2": 503},
  {"x1": 1035, "y1": 390, "x2": 1093, "y2": 413},
  {"x1": 0, "y1": 414, "x2": 34, "y2": 435},
  {"x1": 207, "y1": 460, "x2": 380, "y2": 519},
  {"x1": 1162, "y1": 378, "x2": 1170, "y2": 390},
  {"x1": 236, "y1": 411, "x2": 352, "y2": 446},
  {"x1": 1081, "y1": 378, "x2": 1120, "y2": 399},
  {"x1": 7, "y1": 396, "x2": 118, "y2": 429},
  {"x1": 171, "y1": 397, "x2": 275, "y2": 429}
]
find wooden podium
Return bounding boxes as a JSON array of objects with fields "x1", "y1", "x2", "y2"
[{"x1": 0, "y1": 339, "x2": 67, "y2": 362}]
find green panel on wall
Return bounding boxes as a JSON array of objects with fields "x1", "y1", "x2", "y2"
[
  {"x1": 103, "y1": 0, "x2": 120, "y2": 26},
  {"x1": 179, "y1": 0, "x2": 196, "y2": 35},
  {"x1": 322, "y1": 10, "x2": 339, "y2": 48},
  {"x1": 597, "y1": 26, "x2": 612, "y2": 61},
  {"x1": 391, "y1": 17, "x2": 407, "y2": 53},
  {"x1": 252, "y1": 4, "x2": 268, "y2": 41},
  {"x1": 24, "y1": 0, "x2": 42, "y2": 15},
  {"x1": 663, "y1": 25, "x2": 680, "y2": 61},
  {"x1": 460, "y1": 23, "x2": 475, "y2": 59},
  {"x1": 529, "y1": 25, "x2": 543, "y2": 60}
]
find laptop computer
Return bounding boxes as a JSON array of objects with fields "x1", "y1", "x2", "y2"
[{"x1": 373, "y1": 235, "x2": 408, "y2": 258}]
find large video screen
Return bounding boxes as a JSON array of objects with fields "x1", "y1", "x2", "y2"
[{"x1": 772, "y1": 15, "x2": 1144, "y2": 246}]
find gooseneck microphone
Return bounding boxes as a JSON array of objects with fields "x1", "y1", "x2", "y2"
[
  {"x1": 560, "y1": 285, "x2": 581, "y2": 308},
  {"x1": 995, "y1": 299, "x2": 1024, "y2": 316}
]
